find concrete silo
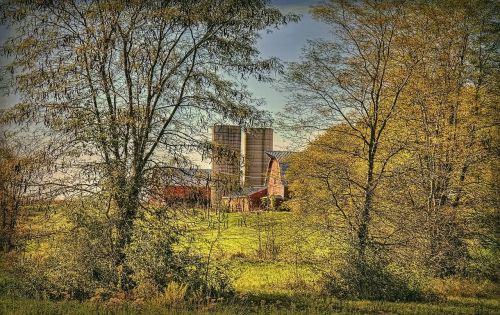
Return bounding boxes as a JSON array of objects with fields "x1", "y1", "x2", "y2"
[
  {"x1": 211, "y1": 125, "x2": 242, "y2": 206},
  {"x1": 244, "y1": 128, "x2": 273, "y2": 187}
]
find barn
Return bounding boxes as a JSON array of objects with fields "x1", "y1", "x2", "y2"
[
  {"x1": 264, "y1": 151, "x2": 294, "y2": 209},
  {"x1": 221, "y1": 186, "x2": 268, "y2": 212},
  {"x1": 210, "y1": 125, "x2": 296, "y2": 212},
  {"x1": 154, "y1": 168, "x2": 211, "y2": 207}
]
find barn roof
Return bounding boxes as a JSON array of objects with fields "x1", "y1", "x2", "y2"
[
  {"x1": 265, "y1": 151, "x2": 295, "y2": 161},
  {"x1": 166, "y1": 168, "x2": 211, "y2": 187}
]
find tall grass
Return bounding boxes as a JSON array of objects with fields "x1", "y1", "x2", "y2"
[{"x1": 1, "y1": 296, "x2": 499, "y2": 315}]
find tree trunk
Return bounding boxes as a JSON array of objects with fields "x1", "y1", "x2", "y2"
[
  {"x1": 358, "y1": 143, "x2": 376, "y2": 261},
  {"x1": 114, "y1": 180, "x2": 141, "y2": 291}
]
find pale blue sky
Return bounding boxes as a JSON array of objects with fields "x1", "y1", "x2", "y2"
[
  {"x1": 252, "y1": 1, "x2": 330, "y2": 115},
  {"x1": 252, "y1": 1, "x2": 330, "y2": 148}
]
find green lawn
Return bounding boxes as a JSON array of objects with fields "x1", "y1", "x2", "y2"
[{"x1": 184, "y1": 211, "x2": 319, "y2": 294}]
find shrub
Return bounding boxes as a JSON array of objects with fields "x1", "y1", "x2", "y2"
[
  {"x1": 10, "y1": 200, "x2": 118, "y2": 300},
  {"x1": 13, "y1": 202, "x2": 234, "y2": 302},
  {"x1": 429, "y1": 277, "x2": 499, "y2": 298},
  {"x1": 321, "y1": 254, "x2": 428, "y2": 302},
  {"x1": 125, "y1": 211, "x2": 234, "y2": 300},
  {"x1": 152, "y1": 282, "x2": 188, "y2": 307}
]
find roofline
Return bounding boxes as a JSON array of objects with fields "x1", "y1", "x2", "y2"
[{"x1": 265, "y1": 151, "x2": 295, "y2": 160}]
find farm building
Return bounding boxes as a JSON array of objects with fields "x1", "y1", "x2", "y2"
[
  {"x1": 153, "y1": 168, "x2": 211, "y2": 207},
  {"x1": 265, "y1": 151, "x2": 294, "y2": 209},
  {"x1": 221, "y1": 186, "x2": 268, "y2": 212},
  {"x1": 210, "y1": 125, "x2": 295, "y2": 211},
  {"x1": 220, "y1": 150, "x2": 295, "y2": 212}
]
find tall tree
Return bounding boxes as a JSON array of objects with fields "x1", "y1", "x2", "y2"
[
  {"x1": 280, "y1": 0, "x2": 419, "y2": 260},
  {"x1": 283, "y1": 0, "x2": 499, "y2": 279},
  {"x1": 385, "y1": 0, "x2": 500, "y2": 275},
  {"x1": 0, "y1": 0, "x2": 297, "y2": 288}
]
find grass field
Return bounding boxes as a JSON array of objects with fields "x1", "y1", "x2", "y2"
[{"x1": 1, "y1": 209, "x2": 499, "y2": 314}]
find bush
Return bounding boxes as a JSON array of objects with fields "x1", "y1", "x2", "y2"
[
  {"x1": 13, "y1": 201, "x2": 234, "y2": 302},
  {"x1": 464, "y1": 246, "x2": 500, "y2": 282},
  {"x1": 12, "y1": 202, "x2": 117, "y2": 300},
  {"x1": 152, "y1": 282, "x2": 188, "y2": 307},
  {"x1": 321, "y1": 254, "x2": 428, "y2": 302},
  {"x1": 126, "y1": 211, "x2": 234, "y2": 300}
]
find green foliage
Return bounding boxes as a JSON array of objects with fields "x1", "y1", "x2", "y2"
[
  {"x1": 12, "y1": 201, "x2": 117, "y2": 300},
  {"x1": 126, "y1": 211, "x2": 234, "y2": 299},
  {"x1": 126, "y1": 213, "x2": 190, "y2": 292},
  {"x1": 0, "y1": 133, "x2": 49, "y2": 252},
  {"x1": 321, "y1": 254, "x2": 429, "y2": 302},
  {"x1": 1, "y1": 210, "x2": 499, "y2": 313},
  {"x1": 0, "y1": 253, "x2": 20, "y2": 297},
  {"x1": 10, "y1": 203, "x2": 235, "y2": 301}
]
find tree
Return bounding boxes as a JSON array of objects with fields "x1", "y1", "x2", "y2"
[
  {"x1": 286, "y1": 125, "x2": 429, "y2": 301},
  {"x1": 280, "y1": 0, "x2": 419, "y2": 261},
  {"x1": 283, "y1": 0, "x2": 499, "y2": 280},
  {"x1": 0, "y1": 131, "x2": 50, "y2": 251},
  {"x1": 385, "y1": 0, "x2": 500, "y2": 276},
  {"x1": 0, "y1": 0, "x2": 297, "y2": 289}
]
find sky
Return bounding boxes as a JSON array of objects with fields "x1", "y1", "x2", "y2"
[
  {"x1": 252, "y1": 1, "x2": 330, "y2": 114},
  {"x1": 247, "y1": 1, "x2": 331, "y2": 149}
]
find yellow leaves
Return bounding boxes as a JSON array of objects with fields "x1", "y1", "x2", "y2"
[
  {"x1": 151, "y1": 7, "x2": 181, "y2": 20},
  {"x1": 16, "y1": 36, "x2": 37, "y2": 52},
  {"x1": 310, "y1": 6, "x2": 334, "y2": 21},
  {"x1": 286, "y1": 124, "x2": 367, "y2": 214}
]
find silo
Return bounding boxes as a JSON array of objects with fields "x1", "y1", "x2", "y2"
[
  {"x1": 211, "y1": 125, "x2": 242, "y2": 206},
  {"x1": 244, "y1": 128, "x2": 273, "y2": 187}
]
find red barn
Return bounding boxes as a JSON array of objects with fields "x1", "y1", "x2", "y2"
[{"x1": 152, "y1": 168, "x2": 211, "y2": 207}]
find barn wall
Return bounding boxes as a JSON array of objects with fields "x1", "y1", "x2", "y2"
[{"x1": 267, "y1": 159, "x2": 285, "y2": 197}]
